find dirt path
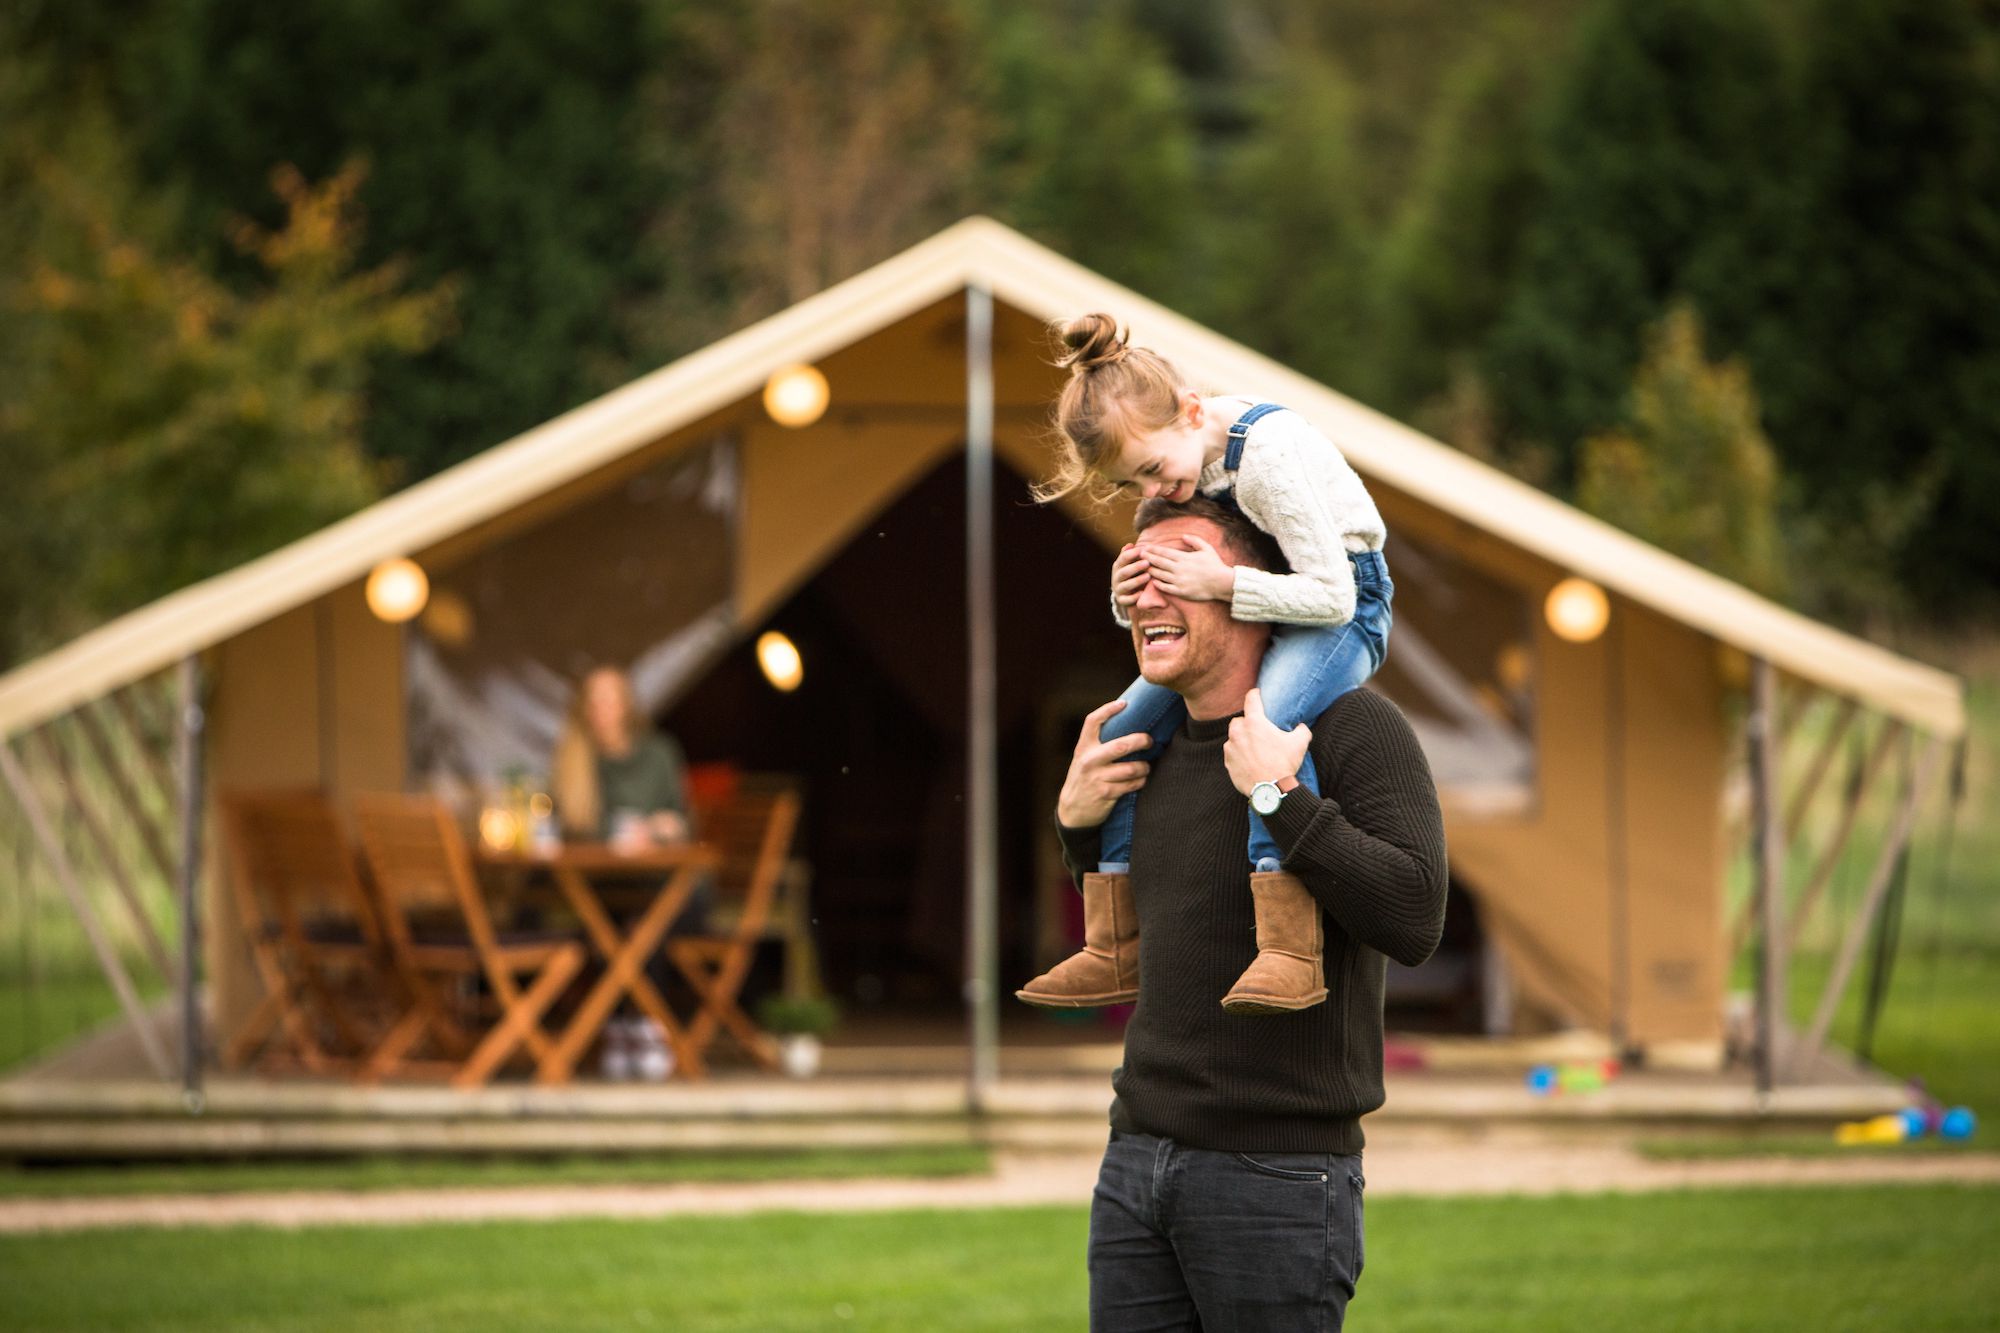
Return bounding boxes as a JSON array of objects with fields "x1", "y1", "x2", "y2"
[{"x1": 6, "y1": 1133, "x2": 1998, "y2": 1234}]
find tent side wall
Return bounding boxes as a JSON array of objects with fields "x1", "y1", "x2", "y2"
[
  {"x1": 1383, "y1": 489, "x2": 1727, "y2": 1050},
  {"x1": 204, "y1": 581, "x2": 406, "y2": 1036}
]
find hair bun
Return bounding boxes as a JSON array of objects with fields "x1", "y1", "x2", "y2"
[{"x1": 1054, "y1": 313, "x2": 1130, "y2": 373}]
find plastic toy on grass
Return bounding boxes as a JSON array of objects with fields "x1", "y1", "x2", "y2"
[
  {"x1": 1525, "y1": 1059, "x2": 1622, "y2": 1096},
  {"x1": 1940, "y1": 1106, "x2": 1977, "y2": 1140},
  {"x1": 1834, "y1": 1113, "x2": 1911, "y2": 1146}
]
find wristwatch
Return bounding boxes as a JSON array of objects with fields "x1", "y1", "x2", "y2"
[{"x1": 1248, "y1": 775, "x2": 1300, "y2": 816}]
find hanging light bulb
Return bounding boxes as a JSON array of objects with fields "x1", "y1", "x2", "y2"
[
  {"x1": 757, "y1": 630, "x2": 804, "y2": 692},
  {"x1": 366, "y1": 558, "x2": 430, "y2": 623},
  {"x1": 1544, "y1": 577, "x2": 1610, "y2": 644},
  {"x1": 762, "y1": 364, "x2": 830, "y2": 428}
]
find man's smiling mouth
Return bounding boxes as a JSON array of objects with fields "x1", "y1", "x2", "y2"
[{"x1": 1140, "y1": 625, "x2": 1187, "y2": 651}]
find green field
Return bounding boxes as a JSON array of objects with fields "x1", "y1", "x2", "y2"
[{"x1": 4, "y1": 1185, "x2": 1996, "y2": 1332}]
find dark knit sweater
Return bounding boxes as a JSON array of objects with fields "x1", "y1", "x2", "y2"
[{"x1": 1056, "y1": 688, "x2": 1447, "y2": 1154}]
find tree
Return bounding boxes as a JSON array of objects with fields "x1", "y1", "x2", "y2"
[
  {"x1": 1202, "y1": 45, "x2": 1373, "y2": 392},
  {"x1": 638, "y1": 0, "x2": 990, "y2": 352},
  {"x1": 0, "y1": 121, "x2": 452, "y2": 666},
  {"x1": 978, "y1": 0, "x2": 1203, "y2": 303},
  {"x1": 1366, "y1": 19, "x2": 1548, "y2": 421},
  {"x1": 1484, "y1": 0, "x2": 1798, "y2": 486},
  {"x1": 1577, "y1": 304, "x2": 1785, "y2": 596},
  {"x1": 123, "y1": 0, "x2": 665, "y2": 479},
  {"x1": 1759, "y1": 0, "x2": 2000, "y2": 615}
]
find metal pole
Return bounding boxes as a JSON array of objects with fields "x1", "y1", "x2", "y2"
[
  {"x1": 964, "y1": 283, "x2": 999, "y2": 1110},
  {"x1": 1747, "y1": 658, "x2": 1785, "y2": 1094},
  {"x1": 177, "y1": 655, "x2": 207, "y2": 1111}
]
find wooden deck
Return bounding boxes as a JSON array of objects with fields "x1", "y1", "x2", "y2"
[{"x1": 0, "y1": 1004, "x2": 1907, "y2": 1162}]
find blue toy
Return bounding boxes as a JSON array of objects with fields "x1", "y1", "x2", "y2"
[{"x1": 1940, "y1": 1106, "x2": 1977, "y2": 1141}]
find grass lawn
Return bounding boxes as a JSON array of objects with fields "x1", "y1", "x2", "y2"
[
  {"x1": 0, "y1": 972, "x2": 161, "y2": 1073},
  {"x1": 4, "y1": 1184, "x2": 1997, "y2": 1332},
  {"x1": 0, "y1": 1145, "x2": 991, "y2": 1199}
]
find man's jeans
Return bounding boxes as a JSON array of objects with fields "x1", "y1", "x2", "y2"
[{"x1": 1090, "y1": 1129, "x2": 1365, "y2": 1331}]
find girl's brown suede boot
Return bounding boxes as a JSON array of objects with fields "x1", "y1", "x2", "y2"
[
  {"x1": 1220, "y1": 871, "x2": 1328, "y2": 1014},
  {"x1": 1014, "y1": 872, "x2": 1139, "y2": 1007}
]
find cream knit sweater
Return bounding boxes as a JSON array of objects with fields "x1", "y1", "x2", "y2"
[{"x1": 1112, "y1": 400, "x2": 1387, "y2": 630}]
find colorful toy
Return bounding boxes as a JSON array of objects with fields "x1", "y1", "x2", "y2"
[
  {"x1": 1834, "y1": 1113, "x2": 1910, "y2": 1146},
  {"x1": 1525, "y1": 1059, "x2": 1621, "y2": 1096},
  {"x1": 1940, "y1": 1106, "x2": 1977, "y2": 1141}
]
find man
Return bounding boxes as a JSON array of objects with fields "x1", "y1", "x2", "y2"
[{"x1": 1052, "y1": 496, "x2": 1448, "y2": 1330}]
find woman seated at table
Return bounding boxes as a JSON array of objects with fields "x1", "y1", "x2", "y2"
[
  {"x1": 552, "y1": 664, "x2": 710, "y2": 1078},
  {"x1": 553, "y1": 664, "x2": 693, "y2": 848}
]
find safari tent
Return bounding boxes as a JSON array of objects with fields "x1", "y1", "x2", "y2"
[{"x1": 0, "y1": 217, "x2": 1966, "y2": 1093}]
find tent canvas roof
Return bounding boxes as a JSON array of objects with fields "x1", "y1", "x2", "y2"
[{"x1": 0, "y1": 217, "x2": 1965, "y2": 741}]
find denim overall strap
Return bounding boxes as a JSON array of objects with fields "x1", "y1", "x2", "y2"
[{"x1": 1222, "y1": 402, "x2": 1288, "y2": 475}]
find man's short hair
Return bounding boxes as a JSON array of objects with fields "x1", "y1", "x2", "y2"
[{"x1": 1133, "y1": 495, "x2": 1288, "y2": 574}]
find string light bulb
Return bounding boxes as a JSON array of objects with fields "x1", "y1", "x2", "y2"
[
  {"x1": 365, "y1": 558, "x2": 430, "y2": 623},
  {"x1": 1544, "y1": 577, "x2": 1610, "y2": 644},
  {"x1": 762, "y1": 364, "x2": 830, "y2": 428},
  {"x1": 757, "y1": 630, "x2": 804, "y2": 692}
]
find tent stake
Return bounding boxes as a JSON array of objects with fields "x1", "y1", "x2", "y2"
[{"x1": 964, "y1": 283, "x2": 999, "y2": 1112}]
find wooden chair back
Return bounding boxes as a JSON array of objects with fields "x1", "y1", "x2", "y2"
[
  {"x1": 705, "y1": 777, "x2": 802, "y2": 943},
  {"x1": 349, "y1": 793, "x2": 503, "y2": 968},
  {"x1": 216, "y1": 788, "x2": 385, "y2": 1071},
  {"x1": 219, "y1": 788, "x2": 383, "y2": 945}
]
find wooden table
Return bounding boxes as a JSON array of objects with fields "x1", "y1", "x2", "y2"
[{"x1": 478, "y1": 841, "x2": 720, "y2": 1083}]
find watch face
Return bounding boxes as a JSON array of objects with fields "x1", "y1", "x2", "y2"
[{"x1": 1250, "y1": 782, "x2": 1281, "y2": 816}]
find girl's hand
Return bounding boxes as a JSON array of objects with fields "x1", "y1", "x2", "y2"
[
  {"x1": 1111, "y1": 544, "x2": 1151, "y2": 609},
  {"x1": 1143, "y1": 535, "x2": 1236, "y2": 602}
]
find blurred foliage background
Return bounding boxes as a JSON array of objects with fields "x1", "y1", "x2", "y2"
[{"x1": 2, "y1": 0, "x2": 1996, "y2": 671}]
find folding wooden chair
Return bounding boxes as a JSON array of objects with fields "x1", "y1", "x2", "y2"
[
  {"x1": 218, "y1": 789, "x2": 397, "y2": 1074},
  {"x1": 351, "y1": 793, "x2": 586, "y2": 1088},
  {"x1": 668, "y1": 779, "x2": 803, "y2": 1070}
]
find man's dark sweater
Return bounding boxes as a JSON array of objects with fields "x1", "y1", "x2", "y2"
[{"x1": 1057, "y1": 687, "x2": 1448, "y2": 1155}]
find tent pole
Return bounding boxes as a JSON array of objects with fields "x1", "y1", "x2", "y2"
[
  {"x1": 1747, "y1": 657, "x2": 1785, "y2": 1093},
  {"x1": 964, "y1": 283, "x2": 999, "y2": 1112},
  {"x1": 176, "y1": 654, "x2": 207, "y2": 1110}
]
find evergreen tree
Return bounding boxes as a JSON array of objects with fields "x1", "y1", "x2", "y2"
[
  {"x1": 979, "y1": 0, "x2": 1203, "y2": 303},
  {"x1": 1367, "y1": 19, "x2": 1547, "y2": 421},
  {"x1": 0, "y1": 118, "x2": 450, "y2": 666},
  {"x1": 1484, "y1": 0, "x2": 1797, "y2": 486},
  {"x1": 1203, "y1": 45, "x2": 1373, "y2": 392},
  {"x1": 1762, "y1": 0, "x2": 2000, "y2": 614},
  {"x1": 1577, "y1": 305, "x2": 1785, "y2": 595},
  {"x1": 123, "y1": 0, "x2": 666, "y2": 480}
]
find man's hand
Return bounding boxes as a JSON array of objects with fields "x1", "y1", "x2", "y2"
[
  {"x1": 1224, "y1": 687, "x2": 1312, "y2": 798},
  {"x1": 1111, "y1": 544, "x2": 1151, "y2": 611},
  {"x1": 1056, "y1": 699, "x2": 1153, "y2": 828},
  {"x1": 1142, "y1": 535, "x2": 1236, "y2": 602}
]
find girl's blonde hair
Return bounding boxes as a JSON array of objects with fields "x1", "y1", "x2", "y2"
[
  {"x1": 551, "y1": 665, "x2": 642, "y2": 837},
  {"x1": 1031, "y1": 313, "x2": 1189, "y2": 505}
]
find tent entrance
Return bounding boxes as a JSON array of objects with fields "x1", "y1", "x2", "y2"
[{"x1": 665, "y1": 451, "x2": 1129, "y2": 1020}]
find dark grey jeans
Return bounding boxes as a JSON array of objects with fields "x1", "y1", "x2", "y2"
[{"x1": 1089, "y1": 1129, "x2": 1365, "y2": 1331}]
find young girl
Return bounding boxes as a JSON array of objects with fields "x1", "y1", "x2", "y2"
[{"x1": 1017, "y1": 314, "x2": 1394, "y2": 1015}]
